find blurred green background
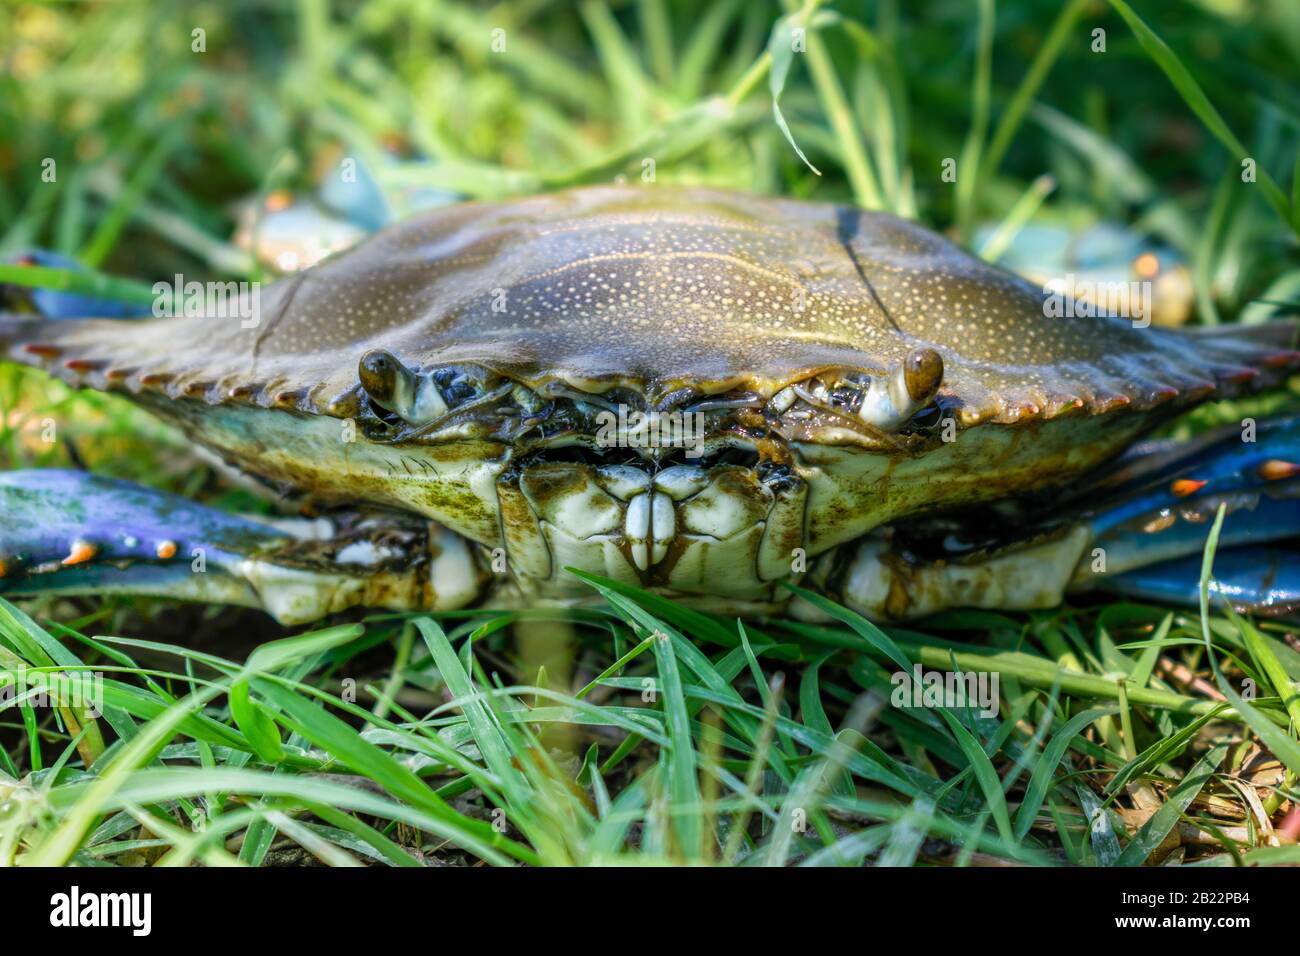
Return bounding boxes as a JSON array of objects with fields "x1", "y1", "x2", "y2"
[{"x1": 2, "y1": 0, "x2": 1297, "y2": 303}]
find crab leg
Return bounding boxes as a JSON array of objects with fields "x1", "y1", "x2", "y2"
[
  {"x1": 1097, "y1": 548, "x2": 1300, "y2": 616},
  {"x1": 1070, "y1": 415, "x2": 1300, "y2": 591},
  {"x1": 0, "y1": 470, "x2": 485, "y2": 625},
  {"x1": 824, "y1": 524, "x2": 1096, "y2": 621},
  {"x1": 827, "y1": 415, "x2": 1300, "y2": 620}
]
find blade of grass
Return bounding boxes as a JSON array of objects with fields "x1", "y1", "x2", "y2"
[
  {"x1": 977, "y1": 174, "x2": 1055, "y2": 262},
  {"x1": 25, "y1": 679, "x2": 227, "y2": 866},
  {"x1": 636, "y1": 0, "x2": 674, "y2": 87},
  {"x1": 937, "y1": 708, "x2": 1013, "y2": 845},
  {"x1": 1013, "y1": 705, "x2": 1120, "y2": 840},
  {"x1": 781, "y1": 3, "x2": 884, "y2": 207},
  {"x1": 875, "y1": 796, "x2": 934, "y2": 867},
  {"x1": 1108, "y1": 0, "x2": 1292, "y2": 230},
  {"x1": 253, "y1": 677, "x2": 529, "y2": 862},
  {"x1": 722, "y1": 671, "x2": 783, "y2": 864},
  {"x1": 954, "y1": 0, "x2": 994, "y2": 240},
  {"x1": 767, "y1": 3, "x2": 825, "y2": 177},
  {"x1": 1232, "y1": 608, "x2": 1300, "y2": 732},
  {"x1": 1113, "y1": 742, "x2": 1228, "y2": 866},
  {"x1": 650, "y1": 627, "x2": 704, "y2": 861},
  {"x1": 1197, "y1": 505, "x2": 1300, "y2": 777},
  {"x1": 1075, "y1": 781, "x2": 1122, "y2": 866},
  {"x1": 0, "y1": 263, "x2": 157, "y2": 307},
  {"x1": 79, "y1": 124, "x2": 187, "y2": 267},
  {"x1": 981, "y1": 0, "x2": 1088, "y2": 182}
]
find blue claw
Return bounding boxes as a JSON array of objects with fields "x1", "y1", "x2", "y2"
[
  {"x1": 2, "y1": 251, "x2": 150, "y2": 319},
  {"x1": 1088, "y1": 494, "x2": 1300, "y2": 578},
  {"x1": 0, "y1": 469, "x2": 296, "y2": 606},
  {"x1": 1084, "y1": 415, "x2": 1300, "y2": 538},
  {"x1": 0, "y1": 470, "x2": 462, "y2": 624},
  {"x1": 1076, "y1": 415, "x2": 1300, "y2": 565},
  {"x1": 1065, "y1": 415, "x2": 1300, "y2": 613},
  {"x1": 1100, "y1": 547, "x2": 1300, "y2": 617}
]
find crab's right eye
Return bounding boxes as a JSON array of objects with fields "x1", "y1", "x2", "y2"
[
  {"x1": 359, "y1": 349, "x2": 400, "y2": 405},
  {"x1": 902, "y1": 348, "x2": 944, "y2": 404},
  {"x1": 767, "y1": 349, "x2": 945, "y2": 432}
]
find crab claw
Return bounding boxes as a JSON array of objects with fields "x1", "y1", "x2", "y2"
[
  {"x1": 0, "y1": 470, "x2": 482, "y2": 624},
  {"x1": 1099, "y1": 547, "x2": 1300, "y2": 617},
  {"x1": 1063, "y1": 414, "x2": 1300, "y2": 614},
  {"x1": 858, "y1": 348, "x2": 944, "y2": 430},
  {"x1": 1069, "y1": 414, "x2": 1300, "y2": 579},
  {"x1": 358, "y1": 349, "x2": 448, "y2": 424},
  {"x1": 0, "y1": 469, "x2": 293, "y2": 612},
  {"x1": 1081, "y1": 416, "x2": 1300, "y2": 530},
  {"x1": 829, "y1": 413, "x2": 1300, "y2": 621}
]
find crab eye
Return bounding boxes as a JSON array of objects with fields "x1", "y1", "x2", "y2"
[
  {"x1": 359, "y1": 349, "x2": 400, "y2": 404},
  {"x1": 858, "y1": 348, "x2": 945, "y2": 430},
  {"x1": 903, "y1": 348, "x2": 944, "y2": 403},
  {"x1": 358, "y1": 349, "x2": 448, "y2": 425}
]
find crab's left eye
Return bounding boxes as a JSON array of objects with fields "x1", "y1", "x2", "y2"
[{"x1": 858, "y1": 348, "x2": 944, "y2": 430}]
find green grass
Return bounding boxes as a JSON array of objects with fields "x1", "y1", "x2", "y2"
[
  {"x1": 3, "y1": 582, "x2": 1299, "y2": 866},
  {"x1": 2, "y1": 0, "x2": 1300, "y2": 866}
]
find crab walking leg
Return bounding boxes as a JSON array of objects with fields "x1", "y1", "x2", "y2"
[
  {"x1": 826, "y1": 514, "x2": 1300, "y2": 622},
  {"x1": 0, "y1": 470, "x2": 485, "y2": 625}
]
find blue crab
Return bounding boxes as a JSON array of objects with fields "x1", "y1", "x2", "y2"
[{"x1": 1, "y1": 186, "x2": 1298, "y2": 624}]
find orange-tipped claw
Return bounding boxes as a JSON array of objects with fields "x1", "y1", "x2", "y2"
[
  {"x1": 1258, "y1": 459, "x2": 1300, "y2": 481},
  {"x1": 61, "y1": 539, "x2": 99, "y2": 566},
  {"x1": 1170, "y1": 478, "x2": 1207, "y2": 497}
]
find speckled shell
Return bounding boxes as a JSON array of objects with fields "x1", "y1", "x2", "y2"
[{"x1": 5, "y1": 186, "x2": 1299, "y2": 427}]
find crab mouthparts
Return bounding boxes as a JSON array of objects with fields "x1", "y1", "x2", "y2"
[{"x1": 500, "y1": 451, "x2": 805, "y2": 593}]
